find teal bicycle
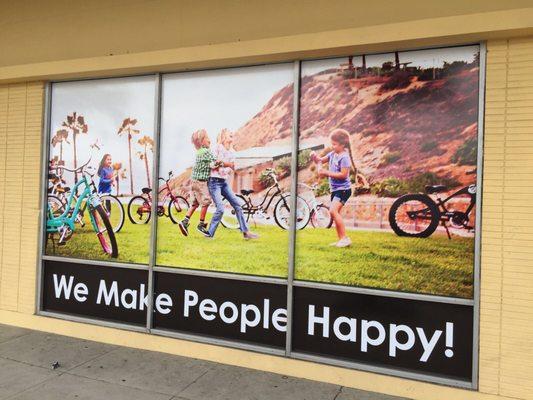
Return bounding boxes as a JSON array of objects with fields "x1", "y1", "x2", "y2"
[{"x1": 46, "y1": 158, "x2": 118, "y2": 258}]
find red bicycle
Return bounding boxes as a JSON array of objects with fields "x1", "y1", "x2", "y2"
[{"x1": 127, "y1": 171, "x2": 189, "y2": 224}]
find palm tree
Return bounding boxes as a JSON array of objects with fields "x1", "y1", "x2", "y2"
[
  {"x1": 51, "y1": 129, "x2": 69, "y2": 165},
  {"x1": 137, "y1": 135, "x2": 154, "y2": 188},
  {"x1": 61, "y1": 112, "x2": 88, "y2": 183},
  {"x1": 118, "y1": 118, "x2": 140, "y2": 194}
]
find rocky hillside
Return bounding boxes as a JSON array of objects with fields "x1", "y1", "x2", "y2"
[
  {"x1": 233, "y1": 84, "x2": 293, "y2": 150},
  {"x1": 172, "y1": 61, "x2": 479, "y2": 196},
  {"x1": 234, "y1": 63, "x2": 480, "y2": 187}
]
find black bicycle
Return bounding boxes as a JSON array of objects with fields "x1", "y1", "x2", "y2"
[
  {"x1": 220, "y1": 168, "x2": 310, "y2": 230},
  {"x1": 388, "y1": 172, "x2": 476, "y2": 239}
]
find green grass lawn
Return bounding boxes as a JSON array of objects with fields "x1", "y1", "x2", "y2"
[
  {"x1": 46, "y1": 211, "x2": 474, "y2": 298},
  {"x1": 156, "y1": 214, "x2": 290, "y2": 276},
  {"x1": 45, "y1": 210, "x2": 151, "y2": 265},
  {"x1": 295, "y1": 229, "x2": 474, "y2": 298}
]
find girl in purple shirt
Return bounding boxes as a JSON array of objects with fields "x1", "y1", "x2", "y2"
[{"x1": 311, "y1": 129, "x2": 356, "y2": 248}]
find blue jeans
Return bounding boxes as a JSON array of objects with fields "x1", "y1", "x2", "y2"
[{"x1": 207, "y1": 177, "x2": 248, "y2": 237}]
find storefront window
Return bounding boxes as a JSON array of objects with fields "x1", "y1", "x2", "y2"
[
  {"x1": 46, "y1": 76, "x2": 156, "y2": 264},
  {"x1": 295, "y1": 46, "x2": 480, "y2": 298},
  {"x1": 156, "y1": 64, "x2": 294, "y2": 277}
]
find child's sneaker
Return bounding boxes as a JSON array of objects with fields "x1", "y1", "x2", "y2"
[
  {"x1": 197, "y1": 222, "x2": 210, "y2": 237},
  {"x1": 335, "y1": 236, "x2": 352, "y2": 248},
  {"x1": 243, "y1": 231, "x2": 259, "y2": 240},
  {"x1": 178, "y1": 218, "x2": 190, "y2": 237}
]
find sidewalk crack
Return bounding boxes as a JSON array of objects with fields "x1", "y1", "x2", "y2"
[
  {"x1": 0, "y1": 355, "x2": 59, "y2": 370},
  {"x1": 65, "y1": 345, "x2": 120, "y2": 372},
  {"x1": 2, "y1": 372, "x2": 64, "y2": 400},
  {"x1": 173, "y1": 367, "x2": 212, "y2": 396},
  {"x1": 333, "y1": 386, "x2": 343, "y2": 400},
  {"x1": 63, "y1": 370, "x2": 174, "y2": 397},
  {"x1": 0, "y1": 331, "x2": 33, "y2": 347}
]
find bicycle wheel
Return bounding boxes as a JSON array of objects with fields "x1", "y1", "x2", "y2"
[
  {"x1": 89, "y1": 204, "x2": 118, "y2": 258},
  {"x1": 46, "y1": 195, "x2": 72, "y2": 243},
  {"x1": 388, "y1": 194, "x2": 440, "y2": 238},
  {"x1": 100, "y1": 194, "x2": 125, "y2": 233},
  {"x1": 127, "y1": 195, "x2": 151, "y2": 224},
  {"x1": 274, "y1": 194, "x2": 310, "y2": 230},
  {"x1": 311, "y1": 204, "x2": 333, "y2": 228},
  {"x1": 47, "y1": 195, "x2": 65, "y2": 218},
  {"x1": 221, "y1": 194, "x2": 249, "y2": 229},
  {"x1": 168, "y1": 196, "x2": 190, "y2": 224}
]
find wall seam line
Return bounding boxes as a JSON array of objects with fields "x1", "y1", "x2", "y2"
[
  {"x1": 16, "y1": 83, "x2": 28, "y2": 312},
  {"x1": 497, "y1": 38, "x2": 509, "y2": 397}
]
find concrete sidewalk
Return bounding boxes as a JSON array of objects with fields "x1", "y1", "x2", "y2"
[{"x1": 0, "y1": 324, "x2": 409, "y2": 400}]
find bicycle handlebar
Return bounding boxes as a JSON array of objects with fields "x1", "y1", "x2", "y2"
[
  {"x1": 158, "y1": 171, "x2": 174, "y2": 182},
  {"x1": 52, "y1": 156, "x2": 92, "y2": 173}
]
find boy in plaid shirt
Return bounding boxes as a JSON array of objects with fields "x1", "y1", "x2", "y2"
[{"x1": 178, "y1": 129, "x2": 216, "y2": 237}]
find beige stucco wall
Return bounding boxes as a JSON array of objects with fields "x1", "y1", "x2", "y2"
[
  {"x1": 0, "y1": 82, "x2": 43, "y2": 314},
  {"x1": 2, "y1": 0, "x2": 533, "y2": 69},
  {"x1": 1, "y1": 3, "x2": 533, "y2": 83},
  {"x1": 0, "y1": 2, "x2": 532, "y2": 399},
  {"x1": 478, "y1": 38, "x2": 533, "y2": 399}
]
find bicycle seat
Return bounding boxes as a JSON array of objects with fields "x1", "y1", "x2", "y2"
[
  {"x1": 240, "y1": 189, "x2": 254, "y2": 196},
  {"x1": 142, "y1": 188, "x2": 152, "y2": 194},
  {"x1": 425, "y1": 185, "x2": 447, "y2": 194}
]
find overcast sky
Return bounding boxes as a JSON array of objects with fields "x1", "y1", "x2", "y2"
[
  {"x1": 160, "y1": 63, "x2": 293, "y2": 175},
  {"x1": 302, "y1": 45, "x2": 480, "y2": 76},
  {"x1": 50, "y1": 76, "x2": 156, "y2": 192}
]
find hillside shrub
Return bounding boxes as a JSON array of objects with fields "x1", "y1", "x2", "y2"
[
  {"x1": 442, "y1": 61, "x2": 468, "y2": 77},
  {"x1": 418, "y1": 68, "x2": 437, "y2": 81},
  {"x1": 380, "y1": 151, "x2": 401, "y2": 166},
  {"x1": 379, "y1": 71, "x2": 412, "y2": 92},
  {"x1": 274, "y1": 150, "x2": 312, "y2": 176},
  {"x1": 298, "y1": 149, "x2": 312, "y2": 170},
  {"x1": 315, "y1": 178, "x2": 330, "y2": 197},
  {"x1": 420, "y1": 140, "x2": 439, "y2": 152},
  {"x1": 371, "y1": 172, "x2": 460, "y2": 198},
  {"x1": 451, "y1": 138, "x2": 477, "y2": 166},
  {"x1": 405, "y1": 172, "x2": 457, "y2": 194},
  {"x1": 371, "y1": 178, "x2": 408, "y2": 198},
  {"x1": 259, "y1": 169, "x2": 280, "y2": 188},
  {"x1": 276, "y1": 157, "x2": 291, "y2": 177}
]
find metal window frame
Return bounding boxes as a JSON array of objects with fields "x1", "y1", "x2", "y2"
[
  {"x1": 471, "y1": 40, "x2": 487, "y2": 391},
  {"x1": 35, "y1": 42, "x2": 486, "y2": 390}
]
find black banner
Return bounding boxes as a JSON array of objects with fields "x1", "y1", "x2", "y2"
[
  {"x1": 292, "y1": 286, "x2": 473, "y2": 381},
  {"x1": 42, "y1": 260, "x2": 148, "y2": 326},
  {"x1": 153, "y1": 272, "x2": 287, "y2": 348}
]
